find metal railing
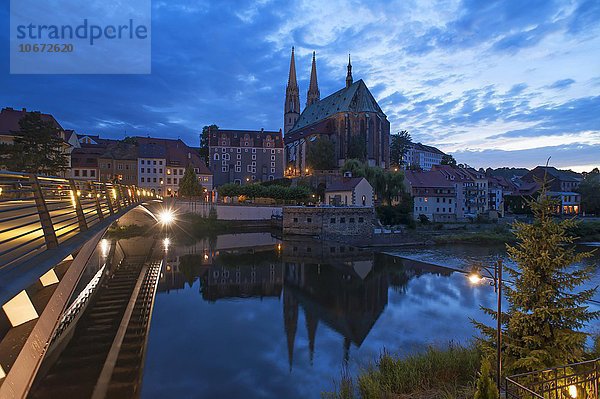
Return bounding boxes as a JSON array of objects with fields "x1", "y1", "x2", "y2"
[
  {"x1": 506, "y1": 359, "x2": 599, "y2": 399},
  {"x1": 0, "y1": 170, "x2": 160, "y2": 269}
]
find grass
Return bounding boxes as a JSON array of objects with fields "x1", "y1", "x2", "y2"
[{"x1": 323, "y1": 344, "x2": 481, "y2": 399}]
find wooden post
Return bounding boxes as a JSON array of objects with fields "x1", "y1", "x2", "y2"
[
  {"x1": 90, "y1": 183, "x2": 104, "y2": 220},
  {"x1": 103, "y1": 183, "x2": 114, "y2": 215},
  {"x1": 29, "y1": 175, "x2": 58, "y2": 249},
  {"x1": 69, "y1": 179, "x2": 88, "y2": 232}
]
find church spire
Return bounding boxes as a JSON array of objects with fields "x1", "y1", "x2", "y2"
[
  {"x1": 284, "y1": 46, "x2": 300, "y2": 134},
  {"x1": 306, "y1": 51, "x2": 320, "y2": 107},
  {"x1": 288, "y1": 46, "x2": 298, "y2": 86},
  {"x1": 283, "y1": 287, "x2": 298, "y2": 372},
  {"x1": 346, "y1": 54, "x2": 353, "y2": 88}
]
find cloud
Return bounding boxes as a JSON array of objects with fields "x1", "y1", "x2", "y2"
[
  {"x1": 0, "y1": 0, "x2": 598, "y2": 168},
  {"x1": 547, "y1": 78, "x2": 576, "y2": 90}
]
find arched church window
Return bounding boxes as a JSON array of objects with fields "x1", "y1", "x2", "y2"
[{"x1": 214, "y1": 153, "x2": 219, "y2": 160}]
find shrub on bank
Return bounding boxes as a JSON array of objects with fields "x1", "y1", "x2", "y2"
[
  {"x1": 376, "y1": 205, "x2": 412, "y2": 226},
  {"x1": 217, "y1": 183, "x2": 311, "y2": 203},
  {"x1": 324, "y1": 344, "x2": 480, "y2": 399}
]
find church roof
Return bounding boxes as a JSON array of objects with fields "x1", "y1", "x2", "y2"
[{"x1": 289, "y1": 79, "x2": 385, "y2": 134}]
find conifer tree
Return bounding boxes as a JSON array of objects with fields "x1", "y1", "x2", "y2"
[
  {"x1": 178, "y1": 165, "x2": 203, "y2": 198},
  {"x1": 474, "y1": 183, "x2": 598, "y2": 375},
  {"x1": 474, "y1": 358, "x2": 499, "y2": 399}
]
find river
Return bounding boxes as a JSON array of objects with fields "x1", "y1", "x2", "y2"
[{"x1": 139, "y1": 233, "x2": 599, "y2": 398}]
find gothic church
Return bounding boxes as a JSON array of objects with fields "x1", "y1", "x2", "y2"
[{"x1": 283, "y1": 47, "x2": 390, "y2": 174}]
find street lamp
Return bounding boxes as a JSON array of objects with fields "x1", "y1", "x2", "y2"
[
  {"x1": 158, "y1": 209, "x2": 175, "y2": 225},
  {"x1": 468, "y1": 259, "x2": 503, "y2": 390}
]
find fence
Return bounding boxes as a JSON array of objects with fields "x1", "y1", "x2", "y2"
[
  {"x1": 506, "y1": 359, "x2": 599, "y2": 399},
  {"x1": 0, "y1": 170, "x2": 160, "y2": 269}
]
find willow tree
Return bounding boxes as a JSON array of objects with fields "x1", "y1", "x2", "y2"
[{"x1": 475, "y1": 185, "x2": 598, "y2": 375}]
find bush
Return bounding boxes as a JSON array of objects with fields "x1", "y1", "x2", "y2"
[
  {"x1": 326, "y1": 343, "x2": 480, "y2": 399},
  {"x1": 217, "y1": 183, "x2": 312, "y2": 204},
  {"x1": 418, "y1": 214, "x2": 430, "y2": 224},
  {"x1": 376, "y1": 205, "x2": 412, "y2": 226},
  {"x1": 474, "y1": 358, "x2": 499, "y2": 399}
]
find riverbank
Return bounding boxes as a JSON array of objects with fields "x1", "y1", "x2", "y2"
[{"x1": 371, "y1": 220, "x2": 600, "y2": 247}]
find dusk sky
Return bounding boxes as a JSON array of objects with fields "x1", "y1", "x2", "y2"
[{"x1": 1, "y1": 0, "x2": 599, "y2": 171}]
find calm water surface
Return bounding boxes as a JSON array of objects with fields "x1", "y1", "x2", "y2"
[{"x1": 141, "y1": 233, "x2": 599, "y2": 398}]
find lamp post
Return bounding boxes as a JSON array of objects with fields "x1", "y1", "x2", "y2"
[{"x1": 468, "y1": 259, "x2": 503, "y2": 390}]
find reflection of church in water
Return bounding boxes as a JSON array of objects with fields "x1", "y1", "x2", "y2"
[
  {"x1": 282, "y1": 240, "x2": 388, "y2": 368},
  {"x1": 157, "y1": 238, "x2": 395, "y2": 368}
]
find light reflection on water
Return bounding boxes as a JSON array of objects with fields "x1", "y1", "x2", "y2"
[{"x1": 141, "y1": 235, "x2": 599, "y2": 399}]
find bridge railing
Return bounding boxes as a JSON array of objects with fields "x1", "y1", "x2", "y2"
[{"x1": 0, "y1": 171, "x2": 160, "y2": 269}]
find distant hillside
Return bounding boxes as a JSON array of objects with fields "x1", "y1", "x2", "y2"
[{"x1": 486, "y1": 167, "x2": 530, "y2": 179}]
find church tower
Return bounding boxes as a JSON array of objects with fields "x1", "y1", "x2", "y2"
[
  {"x1": 284, "y1": 46, "x2": 300, "y2": 134},
  {"x1": 346, "y1": 54, "x2": 353, "y2": 88},
  {"x1": 306, "y1": 51, "x2": 320, "y2": 107}
]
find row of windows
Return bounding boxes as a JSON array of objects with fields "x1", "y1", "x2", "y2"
[
  {"x1": 291, "y1": 216, "x2": 365, "y2": 224},
  {"x1": 141, "y1": 159, "x2": 163, "y2": 165},
  {"x1": 217, "y1": 147, "x2": 282, "y2": 153},
  {"x1": 435, "y1": 197, "x2": 452, "y2": 203},
  {"x1": 140, "y1": 168, "x2": 163, "y2": 174},
  {"x1": 99, "y1": 163, "x2": 132, "y2": 170},
  {"x1": 73, "y1": 169, "x2": 96, "y2": 177},
  {"x1": 214, "y1": 152, "x2": 279, "y2": 161},
  {"x1": 415, "y1": 206, "x2": 452, "y2": 213}
]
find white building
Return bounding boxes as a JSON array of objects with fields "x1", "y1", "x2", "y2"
[
  {"x1": 138, "y1": 142, "x2": 167, "y2": 195},
  {"x1": 325, "y1": 176, "x2": 374, "y2": 207},
  {"x1": 403, "y1": 143, "x2": 445, "y2": 171}
]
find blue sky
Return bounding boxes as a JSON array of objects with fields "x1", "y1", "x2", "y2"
[{"x1": 1, "y1": 0, "x2": 599, "y2": 171}]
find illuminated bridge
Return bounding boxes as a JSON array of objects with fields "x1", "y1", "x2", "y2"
[{"x1": 0, "y1": 171, "x2": 165, "y2": 398}]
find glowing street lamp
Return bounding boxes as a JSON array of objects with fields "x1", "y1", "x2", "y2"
[
  {"x1": 158, "y1": 209, "x2": 175, "y2": 225},
  {"x1": 568, "y1": 385, "x2": 578, "y2": 398},
  {"x1": 468, "y1": 259, "x2": 503, "y2": 390}
]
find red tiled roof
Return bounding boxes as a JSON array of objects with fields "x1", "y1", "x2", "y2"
[
  {"x1": 405, "y1": 170, "x2": 455, "y2": 188},
  {"x1": 209, "y1": 128, "x2": 283, "y2": 148},
  {"x1": 133, "y1": 136, "x2": 211, "y2": 175},
  {"x1": 0, "y1": 107, "x2": 64, "y2": 134}
]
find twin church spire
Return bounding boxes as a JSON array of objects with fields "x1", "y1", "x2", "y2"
[
  {"x1": 306, "y1": 51, "x2": 320, "y2": 107},
  {"x1": 284, "y1": 46, "x2": 354, "y2": 133}
]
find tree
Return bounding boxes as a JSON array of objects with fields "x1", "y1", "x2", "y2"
[
  {"x1": 217, "y1": 183, "x2": 241, "y2": 198},
  {"x1": 441, "y1": 154, "x2": 457, "y2": 166},
  {"x1": 200, "y1": 124, "x2": 218, "y2": 167},
  {"x1": 474, "y1": 185, "x2": 598, "y2": 375},
  {"x1": 179, "y1": 165, "x2": 204, "y2": 198},
  {"x1": 341, "y1": 159, "x2": 404, "y2": 205},
  {"x1": 341, "y1": 158, "x2": 367, "y2": 178},
  {"x1": 381, "y1": 170, "x2": 405, "y2": 205},
  {"x1": 474, "y1": 358, "x2": 499, "y2": 399},
  {"x1": 5, "y1": 112, "x2": 68, "y2": 175},
  {"x1": 306, "y1": 136, "x2": 336, "y2": 170},
  {"x1": 577, "y1": 172, "x2": 600, "y2": 215},
  {"x1": 347, "y1": 133, "x2": 367, "y2": 161},
  {"x1": 389, "y1": 130, "x2": 412, "y2": 167}
]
